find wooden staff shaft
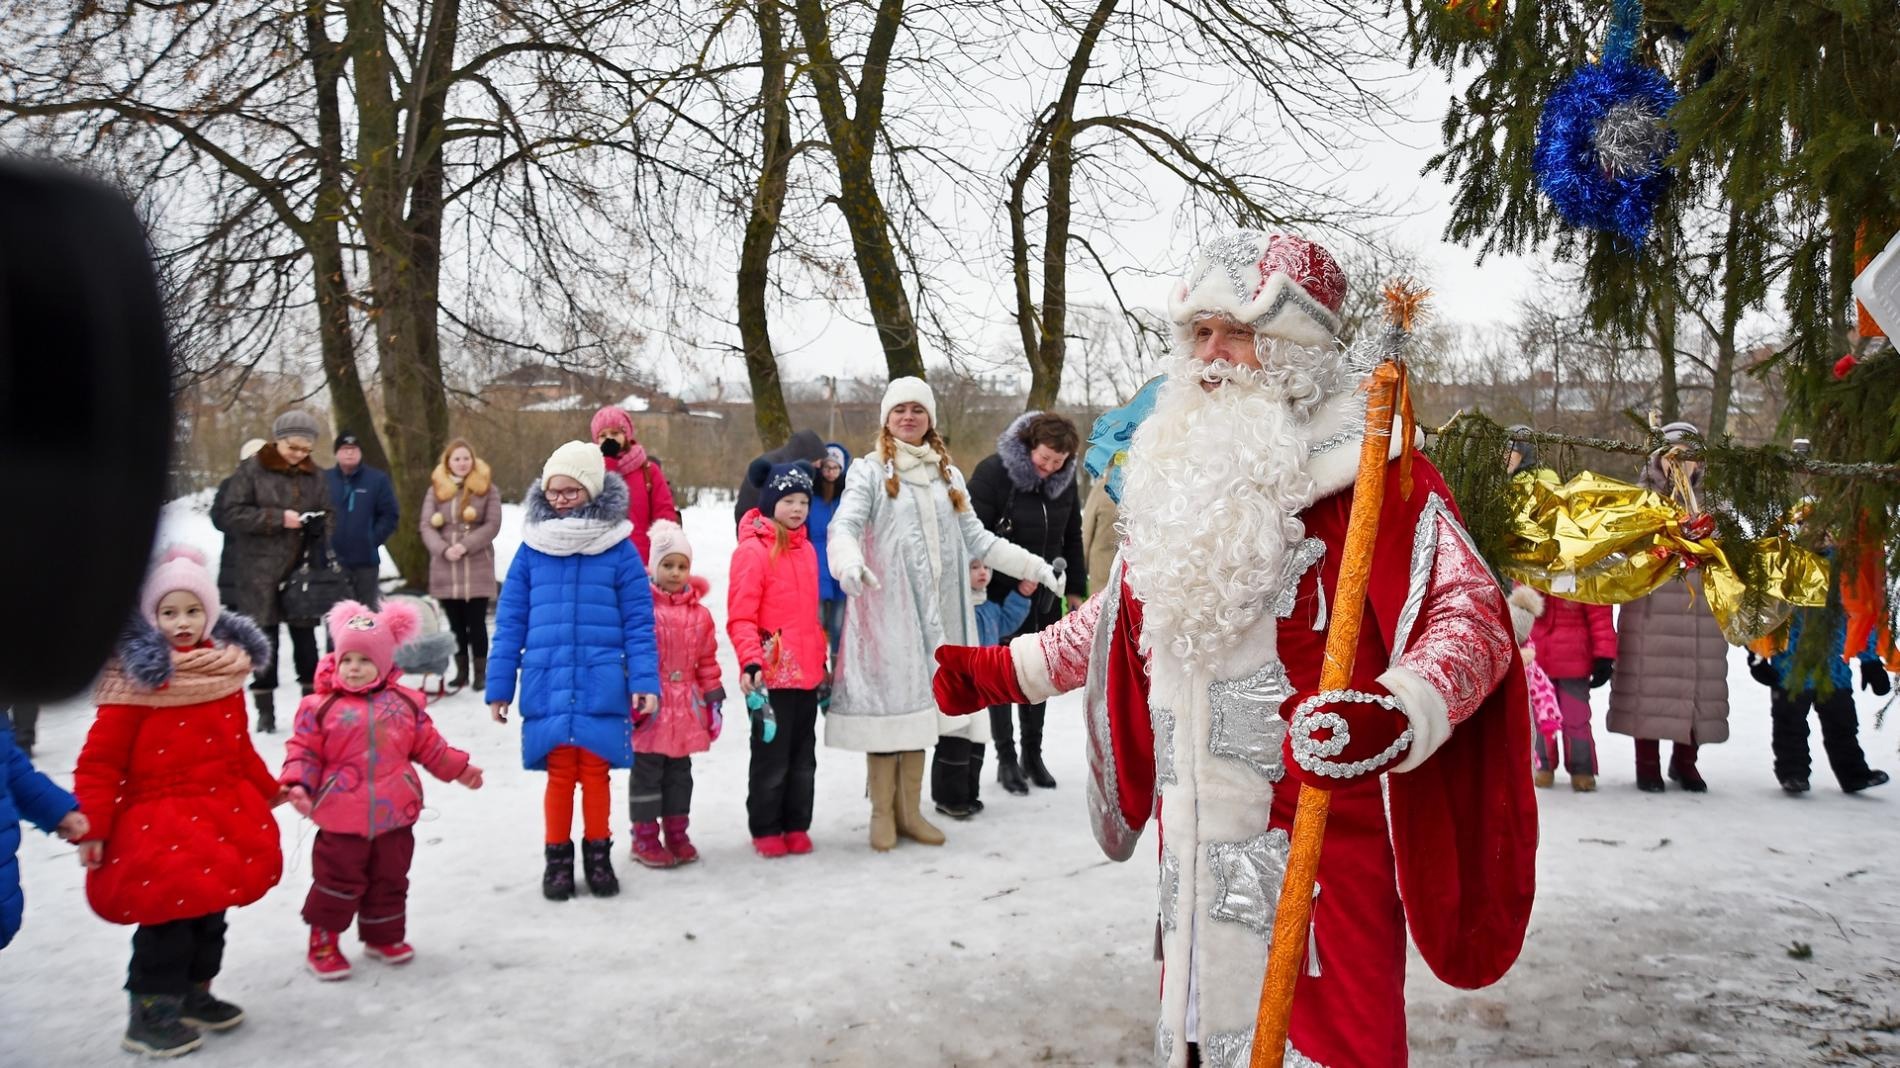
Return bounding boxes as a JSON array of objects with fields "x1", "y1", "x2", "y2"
[{"x1": 1248, "y1": 361, "x2": 1402, "y2": 1067}]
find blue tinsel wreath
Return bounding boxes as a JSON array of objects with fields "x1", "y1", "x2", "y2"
[{"x1": 1533, "y1": 57, "x2": 1679, "y2": 246}]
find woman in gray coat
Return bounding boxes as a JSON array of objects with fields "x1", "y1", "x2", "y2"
[
  {"x1": 1607, "y1": 422, "x2": 1730, "y2": 793},
  {"x1": 825, "y1": 378, "x2": 1060, "y2": 852},
  {"x1": 419, "y1": 438, "x2": 503, "y2": 690}
]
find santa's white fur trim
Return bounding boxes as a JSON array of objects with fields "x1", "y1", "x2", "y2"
[
  {"x1": 1011, "y1": 632, "x2": 1058, "y2": 704},
  {"x1": 1383, "y1": 664, "x2": 1451, "y2": 773}
]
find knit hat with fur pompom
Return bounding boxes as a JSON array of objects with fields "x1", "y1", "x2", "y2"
[
  {"x1": 646, "y1": 519, "x2": 692, "y2": 570},
  {"x1": 140, "y1": 545, "x2": 222, "y2": 635},
  {"x1": 326, "y1": 598, "x2": 421, "y2": 684}
]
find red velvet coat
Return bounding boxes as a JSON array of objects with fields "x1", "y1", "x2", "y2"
[{"x1": 74, "y1": 688, "x2": 284, "y2": 925}]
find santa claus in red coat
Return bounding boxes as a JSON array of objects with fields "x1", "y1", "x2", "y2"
[{"x1": 933, "y1": 230, "x2": 1537, "y2": 1068}]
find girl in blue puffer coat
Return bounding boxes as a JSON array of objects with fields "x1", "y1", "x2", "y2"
[
  {"x1": 3, "y1": 713, "x2": 88, "y2": 950},
  {"x1": 487, "y1": 442, "x2": 660, "y2": 902}
]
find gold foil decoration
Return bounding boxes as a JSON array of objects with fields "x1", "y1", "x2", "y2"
[{"x1": 1498, "y1": 470, "x2": 1830, "y2": 645}]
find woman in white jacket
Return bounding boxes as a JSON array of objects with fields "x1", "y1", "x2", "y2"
[{"x1": 826, "y1": 378, "x2": 1061, "y2": 851}]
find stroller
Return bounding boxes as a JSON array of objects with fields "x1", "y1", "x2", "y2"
[{"x1": 388, "y1": 593, "x2": 461, "y2": 701}]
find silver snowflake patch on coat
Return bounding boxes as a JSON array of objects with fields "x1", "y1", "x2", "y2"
[
  {"x1": 1207, "y1": 661, "x2": 1292, "y2": 779},
  {"x1": 1207, "y1": 827, "x2": 1292, "y2": 937}
]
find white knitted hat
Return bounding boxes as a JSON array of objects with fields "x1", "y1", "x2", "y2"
[
  {"x1": 541, "y1": 440, "x2": 606, "y2": 500},
  {"x1": 880, "y1": 376, "x2": 937, "y2": 428}
]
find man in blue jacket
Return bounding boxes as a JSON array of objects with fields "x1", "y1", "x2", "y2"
[{"x1": 323, "y1": 431, "x2": 400, "y2": 608}]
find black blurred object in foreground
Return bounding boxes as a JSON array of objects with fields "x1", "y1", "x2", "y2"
[{"x1": 0, "y1": 162, "x2": 170, "y2": 701}]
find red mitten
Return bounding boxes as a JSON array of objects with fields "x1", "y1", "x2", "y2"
[
  {"x1": 1279, "y1": 683, "x2": 1414, "y2": 790},
  {"x1": 933, "y1": 645, "x2": 1028, "y2": 715}
]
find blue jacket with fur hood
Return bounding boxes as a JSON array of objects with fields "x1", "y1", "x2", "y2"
[{"x1": 487, "y1": 473, "x2": 659, "y2": 770}]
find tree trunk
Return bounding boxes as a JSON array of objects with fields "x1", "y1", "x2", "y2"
[
  {"x1": 790, "y1": 0, "x2": 926, "y2": 382},
  {"x1": 305, "y1": 9, "x2": 385, "y2": 475},
  {"x1": 347, "y1": 0, "x2": 451, "y2": 588},
  {"x1": 1022, "y1": 0, "x2": 1119, "y2": 413},
  {"x1": 1708, "y1": 205, "x2": 1747, "y2": 439},
  {"x1": 1652, "y1": 282, "x2": 1681, "y2": 423},
  {"x1": 736, "y1": 0, "x2": 795, "y2": 449}
]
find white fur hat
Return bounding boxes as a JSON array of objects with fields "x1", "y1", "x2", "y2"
[
  {"x1": 1167, "y1": 230, "x2": 1347, "y2": 347},
  {"x1": 541, "y1": 440, "x2": 606, "y2": 500},
  {"x1": 880, "y1": 376, "x2": 937, "y2": 428}
]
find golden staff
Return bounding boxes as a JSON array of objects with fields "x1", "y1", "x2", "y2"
[{"x1": 1249, "y1": 283, "x2": 1425, "y2": 1067}]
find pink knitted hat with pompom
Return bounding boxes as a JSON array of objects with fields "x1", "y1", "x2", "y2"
[
  {"x1": 646, "y1": 519, "x2": 692, "y2": 570},
  {"x1": 326, "y1": 599, "x2": 421, "y2": 682},
  {"x1": 140, "y1": 545, "x2": 222, "y2": 633}
]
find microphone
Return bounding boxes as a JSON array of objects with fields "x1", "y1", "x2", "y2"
[{"x1": 1042, "y1": 557, "x2": 1068, "y2": 613}]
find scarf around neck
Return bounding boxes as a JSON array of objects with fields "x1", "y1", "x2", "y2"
[
  {"x1": 890, "y1": 438, "x2": 942, "y2": 487},
  {"x1": 94, "y1": 643, "x2": 253, "y2": 708}
]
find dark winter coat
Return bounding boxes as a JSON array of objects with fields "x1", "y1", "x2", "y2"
[
  {"x1": 967, "y1": 412, "x2": 1085, "y2": 633},
  {"x1": 212, "y1": 443, "x2": 330, "y2": 627},
  {"x1": 1527, "y1": 596, "x2": 1616, "y2": 680},
  {"x1": 323, "y1": 462, "x2": 401, "y2": 569},
  {"x1": 2, "y1": 717, "x2": 78, "y2": 950},
  {"x1": 734, "y1": 430, "x2": 827, "y2": 528},
  {"x1": 1607, "y1": 454, "x2": 1730, "y2": 745},
  {"x1": 809, "y1": 443, "x2": 851, "y2": 603},
  {"x1": 486, "y1": 474, "x2": 659, "y2": 771},
  {"x1": 211, "y1": 472, "x2": 243, "y2": 610}
]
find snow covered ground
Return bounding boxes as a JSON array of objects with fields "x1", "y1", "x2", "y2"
[{"x1": 3, "y1": 498, "x2": 1896, "y2": 1066}]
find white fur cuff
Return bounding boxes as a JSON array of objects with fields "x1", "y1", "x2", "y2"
[
  {"x1": 1383, "y1": 665, "x2": 1451, "y2": 774},
  {"x1": 1011, "y1": 633, "x2": 1058, "y2": 704}
]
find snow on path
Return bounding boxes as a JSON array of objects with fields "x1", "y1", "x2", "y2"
[{"x1": 2, "y1": 499, "x2": 1896, "y2": 1065}]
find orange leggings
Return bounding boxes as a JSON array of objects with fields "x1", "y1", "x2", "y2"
[{"x1": 544, "y1": 746, "x2": 612, "y2": 844}]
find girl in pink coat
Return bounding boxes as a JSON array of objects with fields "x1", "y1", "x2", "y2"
[
  {"x1": 729, "y1": 462, "x2": 827, "y2": 859},
  {"x1": 630, "y1": 520, "x2": 725, "y2": 869},
  {"x1": 591, "y1": 404, "x2": 680, "y2": 561},
  {"x1": 280, "y1": 600, "x2": 483, "y2": 981}
]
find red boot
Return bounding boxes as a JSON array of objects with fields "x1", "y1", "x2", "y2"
[
  {"x1": 306, "y1": 928, "x2": 351, "y2": 981},
  {"x1": 631, "y1": 822, "x2": 676, "y2": 869},
  {"x1": 1668, "y1": 743, "x2": 1707, "y2": 792},
  {"x1": 784, "y1": 830, "x2": 813, "y2": 855},
  {"x1": 662, "y1": 815, "x2": 699, "y2": 865},
  {"x1": 753, "y1": 834, "x2": 789, "y2": 859}
]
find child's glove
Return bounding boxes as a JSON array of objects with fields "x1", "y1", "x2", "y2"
[
  {"x1": 747, "y1": 689, "x2": 776, "y2": 743},
  {"x1": 287, "y1": 785, "x2": 314, "y2": 817},
  {"x1": 1862, "y1": 660, "x2": 1892, "y2": 696},
  {"x1": 707, "y1": 701, "x2": 724, "y2": 741},
  {"x1": 817, "y1": 671, "x2": 833, "y2": 714},
  {"x1": 457, "y1": 765, "x2": 485, "y2": 790},
  {"x1": 1747, "y1": 653, "x2": 1780, "y2": 689},
  {"x1": 1588, "y1": 657, "x2": 1615, "y2": 689}
]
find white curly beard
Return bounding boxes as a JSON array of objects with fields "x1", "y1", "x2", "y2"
[{"x1": 1120, "y1": 352, "x2": 1328, "y2": 669}]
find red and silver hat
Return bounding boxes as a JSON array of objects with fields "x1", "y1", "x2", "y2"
[{"x1": 1168, "y1": 230, "x2": 1347, "y2": 347}]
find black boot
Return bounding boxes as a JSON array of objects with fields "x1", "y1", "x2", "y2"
[
  {"x1": 967, "y1": 743, "x2": 986, "y2": 815},
  {"x1": 1021, "y1": 705, "x2": 1057, "y2": 789},
  {"x1": 542, "y1": 841, "x2": 576, "y2": 901},
  {"x1": 581, "y1": 837, "x2": 620, "y2": 897},
  {"x1": 472, "y1": 655, "x2": 487, "y2": 691},
  {"x1": 180, "y1": 982, "x2": 243, "y2": 1031},
  {"x1": 253, "y1": 691, "x2": 276, "y2": 735},
  {"x1": 1844, "y1": 769, "x2": 1890, "y2": 793},
  {"x1": 450, "y1": 652, "x2": 470, "y2": 690},
  {"x1": 932, "y1": 746, "x2": 972, "y2": 821},
  {"x1": 1667, "y1": 744, "x2": 1707, "y2": 793},
  {"x1": 123, "y1": 993, "x2": 204, "y2": 1057},
  {"x1": 995, "y1": 741, "x2": 1029, "y2": 796}
]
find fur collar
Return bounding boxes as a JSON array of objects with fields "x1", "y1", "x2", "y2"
[
  {"x1": 652, "y1": 574, "x2": 711, "y2": 607},
  {"x1": 1300, "y1": 390, "x2": 1422, "y2": 501},
  {"x1": 996, "y1": 411, "x2": 1078, "y2": 499},
  {"x1": 432, "y1": 457, "x2": 493, "y2": 501},
  {"x1": 522, "y1": 473, "x2": 634, "y2": 556},
  {"x1": 114, "y1": 611, "x2": 270, "y2": 689},
  {"x1": 257, "y1": 442, "x2": 320, "y2": 476}
]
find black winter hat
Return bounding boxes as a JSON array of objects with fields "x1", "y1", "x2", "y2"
[
  {"x1": 334, "y1": 431, "x2": 361, "y2": 451},
  {"x1": 751, "y1": 459, "x2": 815, "y2": 518}
]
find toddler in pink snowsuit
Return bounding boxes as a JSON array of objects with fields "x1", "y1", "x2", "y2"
[
  {"x1": 280, "y1": 600, "x2": 483, "y2": 980},
  {"x1": 630, "y1": 520, "x2": 725, "y2": 869},
  {"x1": 1510, "y1": 586, "x2": 1567, "y2": 788}
]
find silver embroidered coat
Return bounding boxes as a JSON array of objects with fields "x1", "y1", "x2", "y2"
[{"x1": 825, "y1": 455, "x2": 1047, "y2": 752}]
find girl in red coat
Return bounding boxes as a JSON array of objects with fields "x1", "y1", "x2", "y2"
[
  {"x1": 1526, "y1": 589, "x2": 1618, "y2": 790},
  {"x1": 729, "y1": 462, "x2": 827, "y2": 858},
  {"x1": 281, "y1": 599, "x2": 484, "y2": 981},
  {"x1": 629, "y1": 520, "x2": 725, "y2": 869},
  {"x1": 73, "y1": 546, "x2": 285, "y2": 1058}
]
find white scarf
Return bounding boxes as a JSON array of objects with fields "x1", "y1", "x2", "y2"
[
  {"x1": 523, "y1": 515, "x2": 634, "y2": 557},
  {"x1": 890, "y1": 438, "x2": 942, "y2": 487}
]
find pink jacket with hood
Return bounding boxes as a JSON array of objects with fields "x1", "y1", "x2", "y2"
[
  {"x1": 281, "y1": 652, "x2": 471, "y2": 837},
  {"x1": 727, "y1": 509, "x2": 827, "y2": 691},
  {"x1": 638, "y1": 574, "x2": 726, "y2": 758}
]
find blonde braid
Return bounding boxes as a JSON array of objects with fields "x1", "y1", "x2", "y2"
[
  {"x1": 880, "y1": 428, "x2": 901, "y2": 499},
  {"x1": 926, "y1": 428, "x2": 968, "y2": 511}
]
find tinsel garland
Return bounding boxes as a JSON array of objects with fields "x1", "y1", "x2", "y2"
[{"x1": 1532, "y1": 0, "x2": 1678, "y2": 245}]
